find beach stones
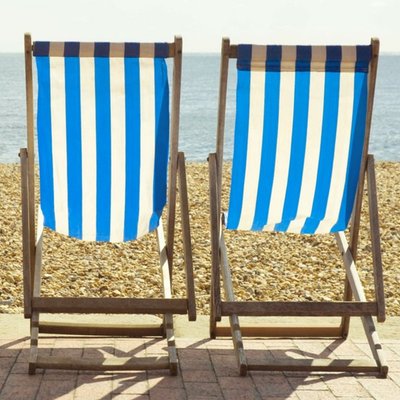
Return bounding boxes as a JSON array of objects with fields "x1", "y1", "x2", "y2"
[{"x1": 0, "y1": 162, "x2": 399, "y2": 316}]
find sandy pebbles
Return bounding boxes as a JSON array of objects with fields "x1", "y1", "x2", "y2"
[{"x1": 0, "y1": 161, "x2": 399, "y2": 315}]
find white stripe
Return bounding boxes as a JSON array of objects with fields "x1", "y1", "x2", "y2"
[
  {"x1": 49, "y1": 57, "x2": 69, "y2": 235},
  {"x1": 237, "y1": 69, "x2": 266, "y2": 229},
  {"x1": 264, "y1": 71, "x2": 295, "y2": 228},
  {"x1": 137, "y1": 58, "x2": 156, "y2": 238},
  {"x1": 80, "y1": 58, "x2": 97, "y2": 241},
  {"x1": 287, "y1": 71, "x2": 325, "y2": 233},
  {"x1": 315, "y1": 72, "x2": 355, "y2": 233},
  {"x1": 109, "y1": 58, "x2": 126, "y2": 242}
]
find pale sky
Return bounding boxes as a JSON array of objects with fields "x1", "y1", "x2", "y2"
[{"x1": 0, "y1": 0, "x2": 399, "y2": 53}]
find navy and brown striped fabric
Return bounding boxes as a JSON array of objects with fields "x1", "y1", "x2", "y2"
[
  {"x1": 227, "y1": 44, "x2": 372, "y2": 234},
  {"x1": 35, "y1": 41, "x2": 170, "y2": 242}
]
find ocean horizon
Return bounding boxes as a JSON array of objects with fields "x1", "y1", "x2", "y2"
[{"x1": 1, "y1": 53, "x2": 399, "y2": 163}]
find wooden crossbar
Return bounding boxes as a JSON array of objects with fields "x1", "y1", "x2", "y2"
[
  {"x1": 221, "y1": 301, "x2": 378, "y2": 317},
  {"x1": 32, "y1": 297, "x2": 188, "y2": 314},
  {"x1": 36, "y1": 355, "x2": 170, "y2": 371},
  {"x1": 215, "y1": 326, "x2": 343, "y2": 338},
  {"x1": 247, "y1": 358, "x2": 380, "y2": 373},
  {"x1": 39, "y1": 322, "x2": 165, "y2": 337}
]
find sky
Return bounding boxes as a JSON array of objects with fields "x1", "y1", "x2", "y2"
[{"x1": 0, "y1": 0, "x2": 399, "y2": 53}]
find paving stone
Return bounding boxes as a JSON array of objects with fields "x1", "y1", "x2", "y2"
[
  {"x1": 36, "y1": 378, "x2": 76, "y2": 400},
  {"x1": 359, "y1": 377, "x2": 400, "y2": 400}
]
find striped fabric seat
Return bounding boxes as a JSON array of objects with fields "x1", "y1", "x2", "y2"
[
  {"x1": 227, "y1": 44, "x2": 372, "y2": 234},
  {"x1": 34, "y1": 42, "x2": 170, "y2": 242}
]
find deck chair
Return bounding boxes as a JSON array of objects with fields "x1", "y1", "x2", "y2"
[
  {"x1": 209, "y1": 38, "x2": 387, "y2": 377},
  {"x1": 21, "y1": 33, "x2": 195, "y2": 375}
]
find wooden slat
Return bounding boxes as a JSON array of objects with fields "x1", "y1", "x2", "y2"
[
  {"x1": 29, "y1": 311, "x2": 39, "y2": 375},
  {"x1": 177, "y1": 152, "x2": 196, "y2": 321},
  {"x1": 32, "y1": 297, "x2": 188, "y2": 314},
  {"x1": 221, "y1": 301, "x2": 378, "y2": 317},
  {"x1": 39, "y1": 322, "x2": 164, "y2": 337},
  {"x1": 350, "y1": 38, "x2": 379, "y2": 261},
  {"x1": 36, "y1": 355, "x2": 170, "y2": 371},
  {"x1": 24, "y1": 33, "x2": 36, "y2": 304},
  {"x1": 247, "y1": 358, "x2": 380, "y2": 373},
  {"x1": 361, "y1": 315, "x2": 389, "y2": 377},
  {"x1": 166, "y1": 35, "x2": 182, "y2": 274},
  {"x1": 156, "y1": 223, "x2": 173, "y2": 300},
  {"x1": 220, "y1": 234, "x2": 248, "y2": 376},
  {"x1": 208, "y1": 153, "x2": 221, "y2": 325},
  {"x1": 336, "y1": 232, "x2": 388, "y2": 375},
  {"x1": 336, "y1": 232, "x2": 369, "y2": 304},
  {"x1": 33, "y1": 42, "x2": 175, "y2": 58},
  {"x1": 20, "y1": 148, "x2": 31, "y2": 318},
  {"x1": 216, "y1": 38, "x2": 231, "y2": 211},
  {"x1": 343, "y1": 39, "x2": 380, "y2": 338},
  {"x1": 367, "y1": 155, "x2": 385, "y2": 322},
  {"x1": 164, "y1": 313, "x2": 178, "y2": 375},
  {"x1": 215, "y1": 326, "x2": 343, "y2": 338},
  {"x1": 157, "y1": 216, "x2": 179, "y2": 374}
]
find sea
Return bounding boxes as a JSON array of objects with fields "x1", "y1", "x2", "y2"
[{"x1": 0, "y1": 54, "x2": 399, "y2": 163}]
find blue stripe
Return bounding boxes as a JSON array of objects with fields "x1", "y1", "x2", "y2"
[
  {"x1": 265, "y1": 45, "x2": 282, "y2": 72},
  {"x1": 226, "y1": 68, "x2": 251, "y2": 229},
  {"x1": 94, "y1": 43, "x2": 110, "y2": 57},
  {"x1": 125, "y1": 43, "x2": 140, "y2": 58},
  {"x1": 275, "y1": 49, "x2": 311, "y2": 232},
  {"x1": 95, "y1": 57, "x2": 112, "y2": 241},
  {"x1": 251, "y1": 70, "x2": 280, "y2": 230},
  {"x1": 64, "y1": 42, "x2": 80, "y2": 57},
  {"x1": 331, "y1": 71, "x2": 368, "y2": 232},
  {"x1": 355, "y1": 45, "x2": 372, "y2": 72},
  {"x1": 236, "y1": 45, "x2": 252, "y2": 71},
  {"x1": 325, "y1": 46, "x2": 342, "y2": 72},
  {"x1": 123, "y1": 58, "x2": 141, "y2": 241},
  {"x1": 64, "y1": 57, "x2": 82, "y2": 239},
  {"x1": 301, "y1": 70, "x2": 341, "y2": 234},
  {"x1": 154, "y1": 43, "x2": 170, "y2": 58},
  {"x1": 150, "y1": 58, "x2": 170, "y2": 232},
  {"x1": 36, "y1": 56, "x2": 55, "y2": 230},
  {"x1": 34, "y1": 42, "x2": 50, "y2": 56}
]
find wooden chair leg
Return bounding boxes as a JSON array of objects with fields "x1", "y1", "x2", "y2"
[
  {"x1": 340, "y1": 279, "x2": 353, "y2": 338},
  {"x1": 336, "y1": 231, "x2": 388, "y2": 377},
  {"x1": 20, "y1": 148, "x2": 32, "y2": 318},
  {"x1": 165, "y1": 313, "x2": 178, "y2": 375},
  {"x1": 177, "y1": 152, "x2": 196, "y2": 321},
  {"x1": 220, "y1": 235, "x2": 248, "y2": 376},
  {"x1": 29, "y1": 312, "x2": 39, "y2": 375},
  {"x1": 157, "y1": 224, "x2": 179, "y2": 374},
  {"x1": 208, "y1": 153, "x2": 221, "y2": 340},
  {"x1": 361, "y1": 315, "x2": 388, "y2": 377}
]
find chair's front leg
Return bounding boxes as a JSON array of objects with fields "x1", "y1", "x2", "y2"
[
  {"x1": 177, "y1": 151, "x2": 196, "y2": 321},
  {"x1": 366, "y1": 154, "x2": 385, "y2": 322},
  {"x1": 20, "y1": 147, "x2": 32, "y2": 318},
  {"x1": 208, "y1": 153, "x2": 222, "y2": 338}
]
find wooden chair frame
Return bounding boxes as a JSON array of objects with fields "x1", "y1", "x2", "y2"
[
  {"x1": 208, "y1": 37, "x2": 388, "y2": 377},
  {"x1": 21, "y1": 33, "x2": 196, "y2": 375}
]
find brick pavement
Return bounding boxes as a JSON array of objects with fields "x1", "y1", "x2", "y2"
[{"x1": 1, "y1": 333, "x2": 400, "y2": 400}]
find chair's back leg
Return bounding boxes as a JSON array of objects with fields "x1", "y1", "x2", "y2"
[
  {"x1": 156, "y1": 223, "x2": 178, "y2": 374},
  {"x1": 336, "y1": 232, "x2": 388, "y2": 376},
  {"x1": 220, "y1": 235, "x2": 248, "y2": 376},
  {"x1": 20, "y1": 148, "x2": 32, "y2": 318},
  {"x1": 366, "y1": 155, "x2": 385, "y2": 322}
]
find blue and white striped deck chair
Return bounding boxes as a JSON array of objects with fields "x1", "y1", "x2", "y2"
[
  {"x1": 20, "y1": 34, "x2": 195, "y2": 375},
  {"x1": 208, "y1": 38, "x2": 387, "y2": 376}
]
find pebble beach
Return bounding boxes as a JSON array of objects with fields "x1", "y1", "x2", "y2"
[{"x1": 0, "y1": 161, "x2": 399, "y2": 315}]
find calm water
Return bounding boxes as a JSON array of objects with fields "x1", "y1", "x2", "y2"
[{"x1": 0, "y1": 54, "x2": 399, "y2": 163}]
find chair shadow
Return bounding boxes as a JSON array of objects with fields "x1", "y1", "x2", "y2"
[
  {"x1": 0, "y1": 336, "x2": 383, "y2": 399},
  {"x1": 0, "y1": 336, "x2": 176, "y2": 400}
]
